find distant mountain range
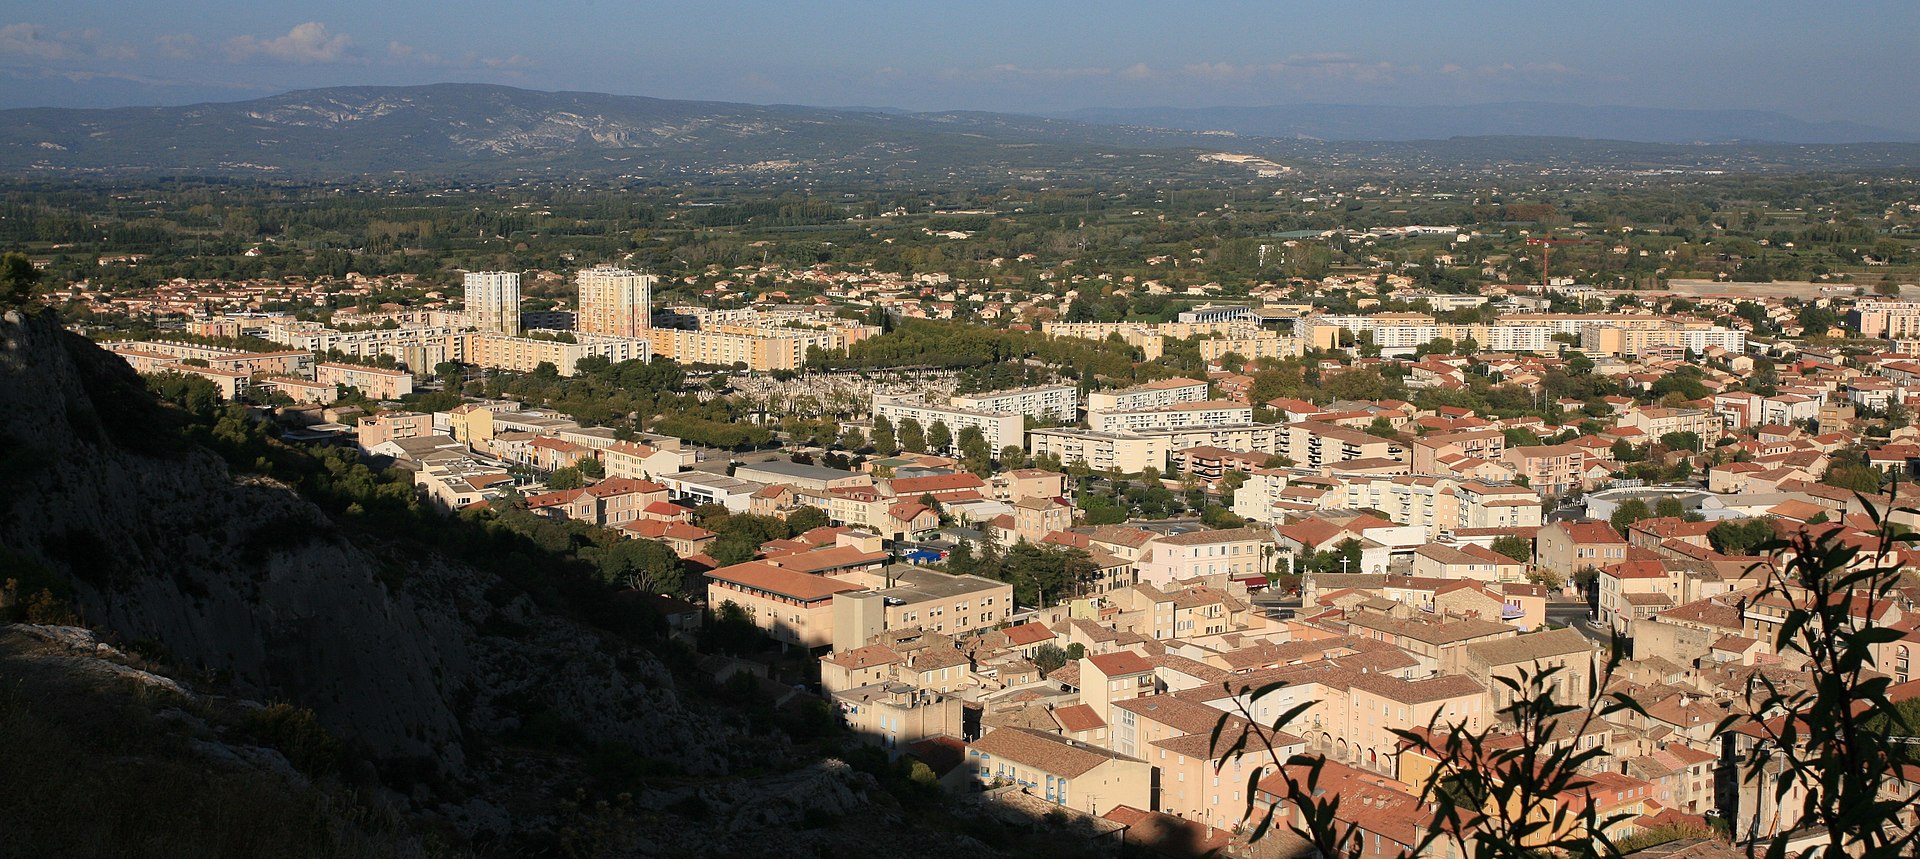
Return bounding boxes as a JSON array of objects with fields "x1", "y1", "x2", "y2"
[
  {"x1": 0, "y1": 83, "x2": 1233, "y2": 179},
  {"x1": 1, "y1": 84, "x2": 1916, "y2": 180},
  {"x1": 1056, "y1": 102, "x2": 1917, "y2": 145}
]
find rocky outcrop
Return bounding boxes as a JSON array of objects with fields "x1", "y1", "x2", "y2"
[{"x1": 0, "y1": 311, "x2": 731, "y2": 781}]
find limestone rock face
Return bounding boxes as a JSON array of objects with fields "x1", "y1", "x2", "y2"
[{"x1": 0, "y1": 311, "x2": 729, "y2": 779}]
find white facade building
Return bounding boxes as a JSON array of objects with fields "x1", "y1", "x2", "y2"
[{"x1": 464, "y1": 271, "x2": 522, "y2": 336}]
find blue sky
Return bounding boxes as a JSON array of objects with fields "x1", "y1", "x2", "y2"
[{"x1": 1, "y1": 1, "x2": 1914, "y2": 130}]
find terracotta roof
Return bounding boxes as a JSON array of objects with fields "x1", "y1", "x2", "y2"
[
  {"x1": 970, "y1": 726, "x2": 1139, "y2": 778},
  {"x1": 1465, "y1": 627, "x2": 1592, "y2": 666},
  {"x1": 1052, "y1": 703, "x2": 1106, "y2": 733},
  {"x1": 824, "y1": 644, "x2": 902, "y2": 670},
  {"x1": 1087, "y1": 651, "x2": 1155, "y2": 676},
  {"x1": 706, "y1": 562, "x2": 864, "y2": 602},
  {"x1": 1002, "y1": 622, "x2": 1055, "y2": 647}
]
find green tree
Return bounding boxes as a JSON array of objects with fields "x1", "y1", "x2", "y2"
[
  {"x1": 1654, "y1": 497, "x2": 1686, "y2": 519},
  {"x1": 1707, "y1": 517, "x2": 1776, "y2": 555},
  {"x1": 598, "y1": 538, "x2": 684, "y2": 594},
  {"x1": 957, "y1": 426, "x2": 992, "y2": 476},
  {"x1": 1489, "y1": 534, "x2": 1533, "y2": 563},
  {"x1": 926, "y1": 420, "x2": 953, "y2": 453},
  {"x1": 1609, "y1": 499, "x2": 1652, "y2": 534},
  {"x1": 871, "y1": 414, "x2": 899, "y2": 456},
  {"x1": 1659, "y1": 431, "x2": 1702, "y2": 452},
  {"x1": 1032, "y1": 643, "x2": 1068, "y2": 675},
  {"x1": 898, "y1": 417, "x2": 926, "y2": 454},
  {"x1": 785, "y1": 505, "x2": 830, "y2": 534},
  {"x1": 548, "y1": 466, "x2": 586, "y2": 490},
  {"x1": 0, "y1": 252, "x2": 41, "y2": 308}
]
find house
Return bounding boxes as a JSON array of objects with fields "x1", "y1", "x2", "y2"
[
  {"x1": 1410, "y1": 542, "x2": 1525, "y2": 582},
  {"x1": 1534, "y1": 521, "x2": 1628, "y2": 581},
  {"x1": 621, "y1": 520, "x2": 718, "y2": 557},
  {"x1": 1460, "y1": 628, "x2": 1594, "y2": 710},
  {"x1": 1134, "y1": 526, "x2": 1273, "y2": 588},
  {"x1": 965, "y1": 726, "x2": 1151, "y2": 816},
  {"x1": 602, "y1": 440, "x2": 694, "y2": 481},
  {"x1": 832, "y1": 682, "x2": 965, "y2": 756}
]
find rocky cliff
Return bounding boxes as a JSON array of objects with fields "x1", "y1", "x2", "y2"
[{"x1": 0, "y1": 309, "x2": 730, "y2": 783}]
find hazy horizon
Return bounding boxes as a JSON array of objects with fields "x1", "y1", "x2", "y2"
[{"x1": 2, "y1": 1, "x2": 1915, "y2": 133}]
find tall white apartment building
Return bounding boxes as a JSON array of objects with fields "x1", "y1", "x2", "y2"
[
  {"x1": 949, "y1": 385, "x2": 1079, "y2": 422},
  {"x1": 464, "y1": 271, "x2": 522, "y2": 336},
  {"x1": 576, "y1": 267, "x2": 655, "y2": 338}
]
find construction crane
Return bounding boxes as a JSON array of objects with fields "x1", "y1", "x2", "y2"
[{"x1": 1524, "y1": 236, "x2": 1593, "y2": 286}]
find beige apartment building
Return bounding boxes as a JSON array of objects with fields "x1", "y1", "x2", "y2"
[
  {"x1": 315, "y1": 362, "x2": 415, "y2": 399},
  {"x1": 463, "y1": 271, "x2": 522, "y2": 336},
  {"x1": 459, "y1": 331, "x2": 650, "y2": 377},
  {"x1": 575, "y1": 266, "x2": 655, "y2": 337},
  {"x1": 1277, "y1": 421, "x2": 1406, "y2": 469},
  {"x1": 1085, "y1": 377, "x2": 1211, "y2": 412},
  {"x1": 1501, "y1": 443, "x2": 1587, "y2": 497},
  {"x1": 706, "y1": 562, "x2": 865, "y2": 649},
  {"x1": 356, "y1": 411, "x2": 433, "y2": 450},
  {"x1": 828, "y1": 566, "x2": 1014, "y2": 650},
  {"x1": 1087, "y1": 400, "x2": 1254, "y2": 433}
]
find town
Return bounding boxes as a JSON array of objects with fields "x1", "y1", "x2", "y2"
[{"x1": 42, "y1": 213, "x2": 1920, "y2": 857}]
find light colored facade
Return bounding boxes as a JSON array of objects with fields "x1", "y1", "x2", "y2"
[
  {"x1": 949, "y1": 384, "x2": 1079, "y2": 422},
  {"x1": 1502, "y1": 444, "x2": 1587, "y2": 497},
  {"x1": 966, "y1": 727, "x2": 1151, "y2": 816},
  {"x1": 1027, "y1": 424, "x2": 1281, "y2": 474},
  {"x1": 1277, "y1": 421, "x2": 1406, "y2": 469},
  {"x1": 575, "y1": 266, "x2": 654, "y2": 337},
  {"x1": 706, "y1": 562, "x2": 865, "y2": 649},
  {"x1": 645, "y1": 325, "x2": 847, "y2": 372},
  {"x1": 1087, "y1": 400, "x2": 1253, "y2": 433},
  {"x1": 832, "y1": 683, "x2": 965, "y2": 756},
  {"x1": 315, "y1": 362, "x2": 415, "y2": 399},
  {"x1": 463, "y1": 271, "x2": 522, "y2": 336},
  {"x1": 459, "y1": 331, "x2": 650, "y2": 377},
  {"x1": 1199, "y1": 334, "x2": 1306, "y2": 363},
  {"x1": 1133, "y1": 527, "x2": 1273, "y2": 589},
  {"x1": 1626, "y1": 407, "x2": 1720, "y2": 440},
  {"x1": 1534, "y1": 520, "x2": 1628, "y2": 579},
  {"x1": 661, "y1": 472, "x2": 765, "y2": 512},
  {"x1": 1581, "y1": 323, "x2": 1747, "y2": 357},
  {"x1": 829, "y1": 567, "x2": 1014, "y2": 648},
  {"x1": 871, "y1": 394, "x2": 1025, "y2": 452},
  {"x1": 1851, "y1": 300, "x2": 1920, "y2": 339},
  {"x1": 601, "y1": 440, "x2": 693, "y2": 481},
  {"x1": 356, "y1": 411, "x2": 433, "y2": 450},
  {"x1": 1085, "y1": 378, "x2": 1210, "y2": 412},
  {"x1": 107, "y1": 340, "x2": 313, "y2": 377}
]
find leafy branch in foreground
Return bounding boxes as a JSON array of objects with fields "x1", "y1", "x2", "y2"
[
  {"x1": 1733, "y1": 490, "x2": 1920, "y2": 859},
  {"x1": 1211, "y1": 491, "x2": 1920, "y2": 858}
]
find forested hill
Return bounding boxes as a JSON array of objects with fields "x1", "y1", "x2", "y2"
[
  {"x1": 5, "y1": 83, "x2": 1920, "y2": 181},
  {"x1": 0, "y1": 83, "x2": 1228, "y2": 180}
]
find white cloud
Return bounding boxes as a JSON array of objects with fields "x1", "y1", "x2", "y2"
[{"x1": 225, "y1": 22, "x2": 352, "y2": 64}]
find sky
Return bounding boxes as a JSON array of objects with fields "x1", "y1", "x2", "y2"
[{"x1": 1, "y1": 1, "x2": 1915, "y2": 131}]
